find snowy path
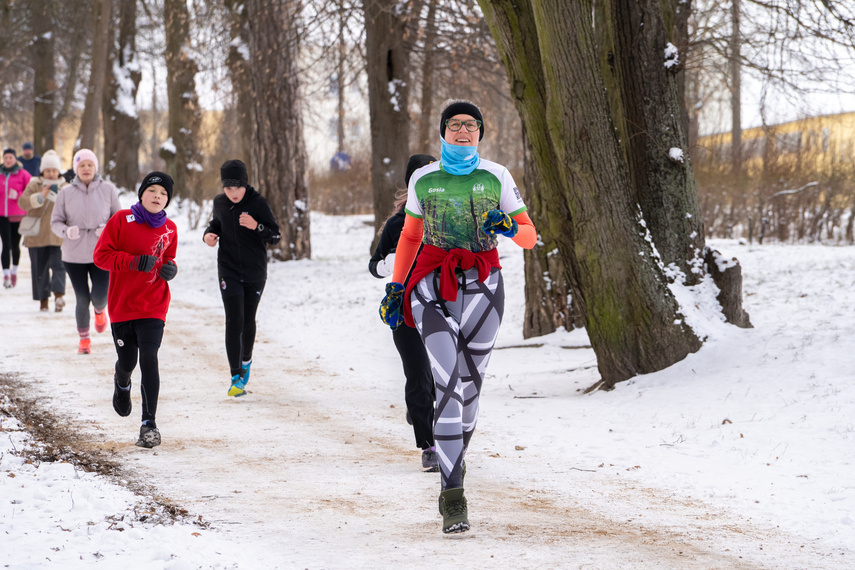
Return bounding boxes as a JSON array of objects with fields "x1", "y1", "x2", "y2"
[{"x1": 1, "y1": 213, "x2": 852, "y2": 568}]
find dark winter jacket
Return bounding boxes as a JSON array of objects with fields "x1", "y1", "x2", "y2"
[
  {"x1": 203, "y1": 185, "x2": 280, "y2": 283},
  {"x1": 369, "y1": 207, "x2": 420, "y2": 286},
  {"x1": 20, "y1": 155, "x2": 41, "y2": 177}
]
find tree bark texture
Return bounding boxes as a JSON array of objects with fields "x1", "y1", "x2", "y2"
[
  {"x1": 604, "y1": 0, "x2": 705, "y2": 282},
  {"x1": 31, "y1": 0, "x2": 56, "y2": 153},
  {"x1": 245, "y1": 0, "x2": 311, "y2": 261},
  {"x1": 522, "y1": 129, "x2": 584, "y2": 338},
  {"x1": 225, "y1": 0, "x2": 253, "y2": 173},
  {"x1": 77, "y1": 0, "x2": 111, "y2": 152},
  {"x1": 162, "y1": 0, "x2": 203, "y2": 205},
  {"x1": 416, "y1": 0, "x2": 438, "y2": 155},
  {"x1": 479, "y1": 0, "x2": 702, "y2": 387},
  {"x1": 363, "y1": 0, "x2": 412, "y2": 243},
  {"x1": 102, "y1": 0, "x2": 140, "y2": 190}
]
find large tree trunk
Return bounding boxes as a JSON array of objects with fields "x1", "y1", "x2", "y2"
[
  {"x1": 363, "y1": 0, "x2": 412, "y2": 244},
  {"x1": 245, "y1": 0, "x2": 310, "y2": 261},
  {"x1": 602, "y1": 0, "x2": 705, "y2": 281},
  {"x1": 31, "y1": 0, "x2": 56, "y2": 153},
  {"x1": 225, "y1": 0, "x2": 253, "y2": 169},
  {"x1": 522, "y1": 129, "x2": 584, "y2": 338},
  {"x1": 77, "y1": 0, "x2": 112, "y2": 151},
  {"x1": 102, "y1": 0, "x2": 140, "y2": 190},
  {"x1": 162, "y1": 0, "x2": 203, "y2": 211},
  {"x1": 479, "y1": 0, "x2": 702, "y2": 388}
]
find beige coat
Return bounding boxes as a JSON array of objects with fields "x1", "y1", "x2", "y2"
[{"x1": 18, "y1": 177, "x2": 66, "y2": 248}]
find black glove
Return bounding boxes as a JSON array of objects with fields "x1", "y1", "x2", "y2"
[
  {"x1": 159, "y1": 260, "x2": 178, "y2": 281},
  {"x1": 131, "y1": 255, "x2": 157, "y2": 272}
]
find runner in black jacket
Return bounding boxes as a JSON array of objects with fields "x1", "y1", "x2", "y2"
[
  {"x1": 203, "y1": 159, "x2": 280, "y2": 396},
  {"x1": 369, "y1": 154, "x2": 438, "y2": 472}
]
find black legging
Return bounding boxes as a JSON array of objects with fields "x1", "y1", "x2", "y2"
[
  {"x1": 64, "y1": 262, "x2": 109, "y2": 330},
  {"x1": 112, "y1": 319, "x2": 164, "y2": 425},
  {"x1": 220, "y1": 277, "x2": 265, "y2": 377},
  {"x1": 392, "y1": 324, "x2": 435, "y2": 450},
  {"x1": 0, "y1": 217, "x2": 21, "y2": 269}
]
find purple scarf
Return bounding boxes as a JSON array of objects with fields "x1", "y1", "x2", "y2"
[{"x1": 130, "y1": 202, "x2": 167, "y2": 228}]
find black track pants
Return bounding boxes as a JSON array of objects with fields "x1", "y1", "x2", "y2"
[
  {"x1": 219, "y1": 277, "x2": 265, "y2": 377},
  {"x1": 29, "y1": 246, "x2": 65, "y2": 300},
  {"x1": 392, "y1": 324, "x2": 435, "y2": 450},
  {"x1": 112, "y1": 319, "x2": 165, "y2": 425}
]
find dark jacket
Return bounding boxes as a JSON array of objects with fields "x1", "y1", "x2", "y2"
[
  {"x1": 20, "y1": 155, "x2": 41, "y2": 177},
  {"x1": 203, "y1": 185, "x2": 281, "y2": 282},
  {"x1": 369, "y1": 207, "x2": 420, "y2": 285}
]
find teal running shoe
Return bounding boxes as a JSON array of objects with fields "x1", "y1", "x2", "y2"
[
  {"x1": 240, "y1": 361, "x2": 252, "y2": 386},
  {"x1": 228, "y1": 374, "x2": 247, "y2": 397}
]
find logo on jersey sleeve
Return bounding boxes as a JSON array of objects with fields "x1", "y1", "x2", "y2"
[{"x1": 126, "y1": 214, "x2": 135, "y2": 223}]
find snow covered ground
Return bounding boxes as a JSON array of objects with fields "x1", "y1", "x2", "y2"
[{"x1": 1, "y1": 200, "x2": 853, "y2": 568}]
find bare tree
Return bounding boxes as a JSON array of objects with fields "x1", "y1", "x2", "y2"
[
  {"x1": 77, "y1": 0, "x2": 111, "y2": 151},
  {"x1": 362, "y1": 0, "x2": 413, "y2": 242},
  {"x1": 103, "y1": 0, "x2": 141, "y2": 189},
  {"x1": 479, "y1": 0, "x2": 727, "y2": 387},
  {"x1": 245, "y1": 0, "x2": 311, "y2": 260},
  {"x1": 161, "y1": 0, "x2": 203, "y2": 208},
  {"x1": 31, "y1": 0, "x2": 57, "y2": 153}
]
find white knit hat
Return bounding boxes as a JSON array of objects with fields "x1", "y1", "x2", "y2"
[{"x1": 40, "y1": 150, "x2": 62, "y2": 174}]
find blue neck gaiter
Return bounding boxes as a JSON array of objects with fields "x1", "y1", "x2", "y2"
[
  {"x1": 440, "y1": 138, "x2": 480, "y2": 176},
  {"x1": 131, "y1": 201, "x2": 167, "y2": 229}
]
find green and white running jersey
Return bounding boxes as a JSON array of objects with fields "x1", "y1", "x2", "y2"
[{"x1": 405, "y1": 159, "x2": 527, "y2": 252}]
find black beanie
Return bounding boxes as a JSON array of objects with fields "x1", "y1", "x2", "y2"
[
  {"x1": 439, "y1": 101, "x2": 484, "y2": 141},
  {"x1": 221, "y1": 159, "x2": 248, "y2": 188},
  {"x1": 138, "y1": 171, "x2": 175, "y2": 206},
  {"x1": 405, "y1": 154, "x2": 436, "y2": 187},
  {"x1": 3, "y1": 148, "x2": 16, "y2": 157}
]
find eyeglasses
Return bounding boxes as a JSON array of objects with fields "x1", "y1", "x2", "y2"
[{"x1": 445, "y1": 119, "x2": 482, "y2": 133}]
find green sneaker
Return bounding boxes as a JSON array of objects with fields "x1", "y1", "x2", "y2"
[{"x1": 439, "y1": 488, "x2": 470, "y2": 534}]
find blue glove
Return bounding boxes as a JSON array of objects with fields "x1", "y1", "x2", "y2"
[
  {"x1": 379, "y1": 282, "x2": 405, "y2": 330},
  {"x1": 481, "y1": 209, "x2": 518, "y2": 238}
]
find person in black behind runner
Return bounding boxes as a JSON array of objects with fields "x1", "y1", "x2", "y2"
[
  {"x1": 203, "y1": 159, "x2": 280, "y2": 397},
  {"x1": 369, "y1": 154, "x2": 438, "y2": 473}
]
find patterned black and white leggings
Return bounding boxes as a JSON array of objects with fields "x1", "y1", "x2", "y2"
[{"x1": 410, "y1": 266, "x2": 504, "y2": 490}]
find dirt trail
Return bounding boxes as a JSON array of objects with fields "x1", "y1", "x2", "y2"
[{"x1": 0, "y1": 285, "x2": 840, "y2": 568}]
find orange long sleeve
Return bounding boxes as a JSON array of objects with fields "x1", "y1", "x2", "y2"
[
  {"x1": 391, "y1": 215, "x2": 424, "y2": 284},
  {"x1": 511, "y1": 211, "x2": 537, "y2": 249}
]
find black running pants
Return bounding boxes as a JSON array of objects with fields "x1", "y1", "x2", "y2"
[
  {"x1": 219, "y1": 277, "x2": 265, "y2": 377},
  {"x1": 112, "y1": 318, "x2": 165, "y2": 425}
]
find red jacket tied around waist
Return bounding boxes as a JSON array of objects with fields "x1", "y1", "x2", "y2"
[{"x1": 403, "y1": 244, "x2": 501, "y2": 328}]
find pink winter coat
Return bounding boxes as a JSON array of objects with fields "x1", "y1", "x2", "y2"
[
  {"x1": 51, "y1": 176, "x2": 121, "y2": 264},
  {"x1": 1, "y1": 162, "x2": 32, "y2": 220}
]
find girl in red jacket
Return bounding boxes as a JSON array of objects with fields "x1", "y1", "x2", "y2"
[{"x1": 94, "y1": 172, "x2": 178, "y2": 449}]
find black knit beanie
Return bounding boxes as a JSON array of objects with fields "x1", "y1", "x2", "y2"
[
  {"x1": 221, "y1": 159, "x2": 248, "y2": 188},
  {"x1": 138, "y1": 171, "x2": 175, "y2": 206},
  {"x1": 439, "y1": 101, "x2": 484, "y2": 141},
  {"x1": 405, "y1": 154, "x2": 436, "y2": 187},
  {"x1": 3, "y1": 148, "x2": 16, "y2": 157}
]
